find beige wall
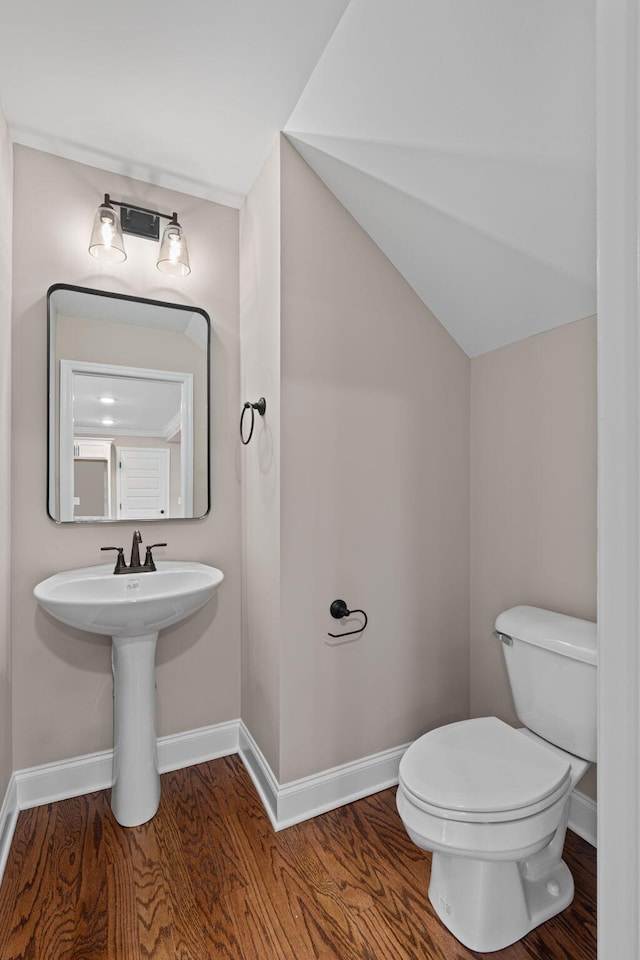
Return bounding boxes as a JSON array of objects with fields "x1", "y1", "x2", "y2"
[
  {"x1": 239, "y1": 139, "x2": 282, "y2": 776},
  {"x1": 73, "y1": 459, "x2": 108, "y2": 518},
  {"x1": 469, "y1": 316, "x2": 597, "y2": 796},
  {"x1": 239, "y1": 137, "x2": 470, "y2": 785},
  {"x1": 278, "y1": 138, "x2": 470, "y2": 782},
  {"x1": 0, "y1": 102, "x2": 12, "y2": 798},
  {"x1": 12, "y1": 146, "x2": 241, "y2": 769}
]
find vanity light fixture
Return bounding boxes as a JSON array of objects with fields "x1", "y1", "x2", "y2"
[{"x1": 89, "y1": 194, "x2": 191, "y2": 276}]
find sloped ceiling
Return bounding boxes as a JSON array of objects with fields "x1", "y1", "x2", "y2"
[
  {"x1": 0, "y1": 0, "x2": 595, "y2": 356},
  {"x1": 0, "y1": 0, "x2": 350, "y2": 207},
  {"x1": 285, "y1": 0, "x2": 596, "y2": 356}
]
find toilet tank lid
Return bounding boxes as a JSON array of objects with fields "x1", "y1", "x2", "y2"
[{"x1": 495, "y1": 606, "x2": 597, "y2": 665}]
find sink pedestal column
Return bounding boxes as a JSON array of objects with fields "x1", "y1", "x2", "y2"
[{"x1": 110, "y1": 631, "x2": 160, "y2": 827}]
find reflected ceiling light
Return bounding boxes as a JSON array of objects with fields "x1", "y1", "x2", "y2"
[
  {"x1": 88, "y1": 194, "x2": 191, "y2": 277},
  {"x1": 101, "y1": 418, "x2": 115, "y2": 425},
  {"x1": 99, "y1": 396, "x2": 115, "y2": 404}
]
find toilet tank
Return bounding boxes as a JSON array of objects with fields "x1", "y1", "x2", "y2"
[{"x1": 494, "y1": 605, "x2": 597, "y2": 762}]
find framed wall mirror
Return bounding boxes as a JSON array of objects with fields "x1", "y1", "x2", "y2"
[{"x1": 47, "y1": 284, "x2": 210, "y2": 522}]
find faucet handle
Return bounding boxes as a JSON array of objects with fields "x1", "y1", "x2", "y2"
[
  {"x1": 101, "y1": 546, "x2": 127, "y2": 574},
  {"x1": 143, "y1": 543, "x2": 167, "y2": 572}
]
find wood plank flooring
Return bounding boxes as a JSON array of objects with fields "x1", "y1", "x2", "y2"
[{"x1": 0, "y1": 755, "x2": 596, "y2": 959}]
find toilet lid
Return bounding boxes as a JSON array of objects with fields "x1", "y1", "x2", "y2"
[{"x1": 399, "y1": 717, "x2": 571, "y2": 816}]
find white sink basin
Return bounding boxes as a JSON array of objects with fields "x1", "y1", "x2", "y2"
[
  {"x1": 34, "y1": 558, "x2": 224, "y2": 828},
  {"x1": 34, "y1": 560, "x2": 223, "y2": 637}
]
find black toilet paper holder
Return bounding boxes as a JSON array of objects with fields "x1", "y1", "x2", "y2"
[{"x1": 328, "y1": 599, "x2": 369, "y2": 638}]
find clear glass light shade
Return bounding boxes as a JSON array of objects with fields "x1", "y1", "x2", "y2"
[
  {"x1": 157, "y1": 219, "x2": 191, "y2": 277},
  {"x1": 89, "y1": 201, "x2": 126, "y2": 263}
]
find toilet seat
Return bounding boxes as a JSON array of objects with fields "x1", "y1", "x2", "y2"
[{"x1": 399, "y1": 717, "x2": 572, "y2": 823}]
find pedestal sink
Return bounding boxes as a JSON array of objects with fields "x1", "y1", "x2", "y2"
[{"x1": 34, "y1": 560, "x2": 224, "y2": 827}]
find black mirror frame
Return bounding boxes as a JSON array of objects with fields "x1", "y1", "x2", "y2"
[{"x1": 46, "y1": 283, "x2": 211, "y2": 523}]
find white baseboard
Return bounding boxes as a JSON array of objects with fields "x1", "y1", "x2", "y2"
[
  {"x1": 0, "y1": 775, "x2": 18, "y2": 886},
  {"x1": 157, "y1": 719, "x2": 240, "y2": 774},
  {"x1": 275, "y1": 741, "x2": 410, "y2": 830},
  {"x1": 15, "y1": 719, "x2": 241, "y2": 811},
  {"x1": 568, "y1": 788, "x2": 597, "y2": 847},
  {"x1": 16, "y1": 750, "x2": 114, "y2": 810},
  {"x1": 238, "y1": 723, "x2": 280, "y2": 828},
  {"x1": 239, "y1": 721, "x2": 410, "y2": 831}
]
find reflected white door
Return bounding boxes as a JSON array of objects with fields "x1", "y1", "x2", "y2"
[{"x1": 116, "y1": 448, "x2": 170, "y2": 520}]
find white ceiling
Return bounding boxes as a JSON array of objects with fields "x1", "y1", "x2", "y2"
[
  {"x1": 285, "y1": 0, "x2": 595, "y2": 357},
  {"x1": 73, "y1": 373, "x2": 182, "y2": 438},
  {"x1": 0, "y1": 0, "x2": 595, "y2": 356},
  {"x1": 0, "y1": 0, "x2": 350, "y2": 207}
]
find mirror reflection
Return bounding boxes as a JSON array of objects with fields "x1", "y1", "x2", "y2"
[{"x1": 48, "y1": 285, "x2": 210, "y2": 522}]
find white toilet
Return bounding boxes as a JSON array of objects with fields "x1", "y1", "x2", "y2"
[{"x1": 396, "y1": 605, "x2": 597, "y2": 953}]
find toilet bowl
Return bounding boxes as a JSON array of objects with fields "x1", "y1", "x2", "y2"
[
  {"x1": 396, "y1": 606, "x2": 597, "y2": 953},
  {"x1": 397, "y1": 717, "x2": 587, "y2": 952}
]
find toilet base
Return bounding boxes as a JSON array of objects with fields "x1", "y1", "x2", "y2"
[{"x1": 428, "y1": 851, "x2": 574, "y2": 953}]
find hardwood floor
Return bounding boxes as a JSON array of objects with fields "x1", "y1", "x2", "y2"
[{"x1": 0, "y1": 755, "x2": 596, "y2": 959}]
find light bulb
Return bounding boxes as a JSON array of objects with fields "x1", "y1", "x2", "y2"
[
  {"x1": 157, "y1": 215, "x2": 190, "y2": 277},
  {"x1": 89, "y1": 195, "x2": 126, "y2": 263}
]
